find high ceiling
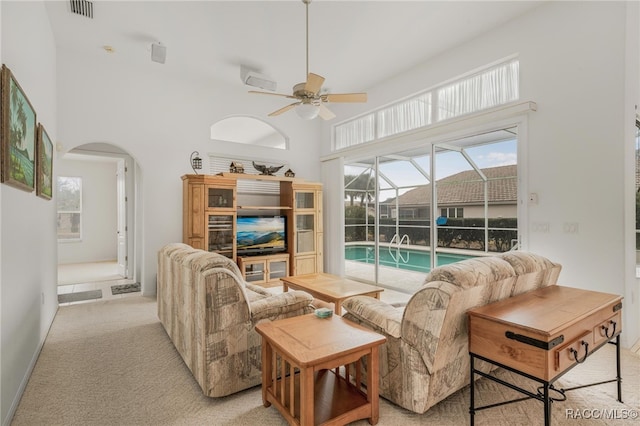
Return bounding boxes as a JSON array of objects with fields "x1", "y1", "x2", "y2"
[{"x1": 45, "y1": 1, "x2": 542, "y2": 97}]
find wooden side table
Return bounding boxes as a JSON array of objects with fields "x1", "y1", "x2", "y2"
[
  {"x1": 467, "y1": 285, "x2": 623, "y2": 426},
  {"x1": 255, "y1": 313, "x2": 386, "y2": 425}
]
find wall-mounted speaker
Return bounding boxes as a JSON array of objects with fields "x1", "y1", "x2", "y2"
[{"x1": 151, "y1": 42, "x2": 166, "y2": 64}]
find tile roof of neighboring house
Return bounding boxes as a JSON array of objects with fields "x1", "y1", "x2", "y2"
[{"x1": 386, "y1": 164, "x2": 517, "y2": 206}]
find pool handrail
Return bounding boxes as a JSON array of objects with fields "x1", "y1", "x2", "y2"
[{"x1": 389, "y1": 233, "x2": 410, "y2": 264}]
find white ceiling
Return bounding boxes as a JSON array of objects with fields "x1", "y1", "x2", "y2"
[{"x1": 45, "y1": 1, "x2": 542, "y2": 96}]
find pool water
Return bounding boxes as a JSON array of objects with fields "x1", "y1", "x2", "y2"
[{"x1": 345, "y1": 245, "x2": 475, "y2": 273}]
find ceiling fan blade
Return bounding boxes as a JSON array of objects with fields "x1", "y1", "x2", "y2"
[
  {"x1": 249, "y1": 90, "x2": 297, "y2": 100},
  {"x1": 323, "y1": 93, "x2": 368, "y2": 103},
  {"x1": 318, "y1": 104, "x2": 336, "y2": 121},
  {"x1": 305, "y1": 73, "x2": 325, "y2": 94},
  {"x1": 268, "y1": 102, "x2": 300, "y2": 117}
]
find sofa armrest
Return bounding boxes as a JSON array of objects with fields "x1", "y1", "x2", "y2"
[
  {"x1": 342, "y1": 296, "x2": 402, "y2": 338},
  {"x1": 250, "y1": 290, "x2": 314, "y2": 322}
]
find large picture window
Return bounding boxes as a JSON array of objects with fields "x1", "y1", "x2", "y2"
[
  {"x1": 57, "y1": 176, "x2": 82, "y2": 241},
  {"x1": 344, "y1": 129, "x2": 517, "y2": 293}
]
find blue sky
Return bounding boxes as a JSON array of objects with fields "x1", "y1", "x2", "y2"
[{"x1": 346, "y1": 139, "x2": 517, "y2": 192}]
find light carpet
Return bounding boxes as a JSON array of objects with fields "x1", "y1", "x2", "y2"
[{"x1": 11, "y1": 296, "x2": 639, "y2": 425}]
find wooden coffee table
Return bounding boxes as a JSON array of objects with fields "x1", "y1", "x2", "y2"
[
  {"x1": 281, "y1": 273, "x2": 384, "y2": 315},
  {"x1": 256, "y1": 313, "x2": 386, "y2": 425}
]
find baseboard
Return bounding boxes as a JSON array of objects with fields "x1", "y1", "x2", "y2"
[{"x1": 2, "y1": 306, "x2": 58, "y2": 426}]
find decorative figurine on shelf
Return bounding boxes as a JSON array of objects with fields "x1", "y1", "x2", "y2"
[
  {"x1": 230, "y1": 161, "x2": 244, "y2": 173},
  {"x1": 252, "y1": 161, "x2": 284, "y2": 176},
  {"x1": 284, "y1": 168, "x2": 295, "y2": 177}
]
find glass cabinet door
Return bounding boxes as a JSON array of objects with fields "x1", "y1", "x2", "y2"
[
  {"x1": 207, "y1": 187, "x2": 234, "y2": 209},
  {"x1": 295, "y1": 191, "x2": 315, "y2": 209},
  {"x1": 244, "y1": 262, "x2": 266, "y2": 283},
  {"x1": 268, "y1": 259, "x2": 288, "y2": 280},
  {"x1": 295, "y1": 214, "x2": 315, "y2": 254},
  {"x1": 207, "y1": 214, "x2": 234, "y2": 258}
]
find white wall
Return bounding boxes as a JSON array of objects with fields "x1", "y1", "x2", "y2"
[
  {"x1": 55, "y1": 42, "x2": 323, "y2": 296},
  {"x1": 321, "y1": 1, "x2": 639, "y2": 347},
  {"x1": 56, "y1": 157, "x2": 117, "y2": 264},
  {"x1": 0, "y1": 2, "x2": 58, "y2": 424}
]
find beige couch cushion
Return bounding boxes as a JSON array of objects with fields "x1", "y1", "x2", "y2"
[{"x1": 342, "y1": 251, "x2": 561, "y2": 414}]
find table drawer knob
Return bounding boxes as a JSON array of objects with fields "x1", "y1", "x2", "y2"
[
  {"x1": 601, "y1": 320, "x2": 617, "y2": 339},
  {"x1": 569, "y1": 340, "x2": 589, "y2": 363}
]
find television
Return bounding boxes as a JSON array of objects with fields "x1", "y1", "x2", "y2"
[{"x1": 236, "y1": 215, "x2": 287, "y2": 256}]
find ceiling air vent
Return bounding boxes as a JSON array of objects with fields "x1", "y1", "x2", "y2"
[{"x1": 70, "y1": 0, "x2": 93, "y2": 19}]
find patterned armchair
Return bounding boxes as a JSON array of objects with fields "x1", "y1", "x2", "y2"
[
  {"x1": 342, "y1": 251, "x2": 561, "y2": 414},
  {"x1": 157, "y1": 243, "x2": 314, "y2": 397}
]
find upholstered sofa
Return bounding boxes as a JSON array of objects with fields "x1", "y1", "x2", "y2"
[
  {"x1": 157, "y1": 243, "x2": 314, "y2": 397},
  {"x1": 342, "y1": 251, "x2": 561, "y2": 414}
]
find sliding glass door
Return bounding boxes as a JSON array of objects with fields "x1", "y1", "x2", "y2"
[{"x1": 344, "y1": 128, "x2": 518, "y2": 292}]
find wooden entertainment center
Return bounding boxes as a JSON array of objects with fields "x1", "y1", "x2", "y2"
[{"x1": 182, "y1": 173, "x2": 323, "y2": 282}]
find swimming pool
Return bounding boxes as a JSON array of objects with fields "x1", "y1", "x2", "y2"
[{"x1": 345, "y1": 245, "x2": 476, "y2": 273}]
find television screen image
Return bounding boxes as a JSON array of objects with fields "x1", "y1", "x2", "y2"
[{"x1": 236, "y1": 216, "x2": 286, "y2": 255}]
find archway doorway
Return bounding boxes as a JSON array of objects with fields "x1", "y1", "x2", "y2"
[{"x1": 56, "y1": 143, "x2": 139, "y2": 304}]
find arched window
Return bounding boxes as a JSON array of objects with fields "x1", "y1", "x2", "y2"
[{"x1": 210, "y1": 116, "x2": 288, "y2": 150}]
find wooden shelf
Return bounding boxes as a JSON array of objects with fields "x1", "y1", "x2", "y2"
[
  {"x1": 216, "y1": 172, "x2": 302, "y2": 182},
  {"x1": 268, "y1": 369, "x2": 370, "y2": 425},
  {"x1": 237, "y1": 206, "x2": 292, "y2": 210}
]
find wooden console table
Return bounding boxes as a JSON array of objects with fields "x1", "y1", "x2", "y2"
[
  {"x1": 256, "y1": 313, "x2": 386, "y2": 425},
  {"x1": 468, "y1": 285, "x2": 623, "y2": 426}
]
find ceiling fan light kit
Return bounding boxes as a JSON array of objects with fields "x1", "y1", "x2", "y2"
[
  {"x1": 249, "y1": 0, "x2": 367, "y2": 120},
  {"x1": 296, "y1": 102, "x2": 320, "y2": 120}
]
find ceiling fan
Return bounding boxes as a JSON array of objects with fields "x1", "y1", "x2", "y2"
[{"x1": 249, "y1": 0, "x2": 367, "y2": 120}]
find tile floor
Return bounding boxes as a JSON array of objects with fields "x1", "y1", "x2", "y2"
[{"x1": 57, "y1": 261, "x2": 139, "y2": 306}]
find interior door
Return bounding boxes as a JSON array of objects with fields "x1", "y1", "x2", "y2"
[{"x1": 116, "y1": 159, "x2": 127, "y2": 277}]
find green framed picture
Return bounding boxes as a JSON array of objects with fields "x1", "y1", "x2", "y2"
[
  {"x1": 1, "y1": 64, "x2": 37, "y2": 192},
  {"x1": 36, "y1": 123, "x2": 53, "y2": 200}
]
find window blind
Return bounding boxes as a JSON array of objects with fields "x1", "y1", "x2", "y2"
[
  {"x1": 335, "y1": 58, "x2": 519, "y2": 150},
  {"x1": 208, "y1": 154, "x2": 288, "y2": 195}
]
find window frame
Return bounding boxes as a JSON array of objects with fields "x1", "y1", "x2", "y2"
[
  {"x1": 635, "y1": 119, "x2": 640, "y2": 255},
  {"x1": 56, "y1": 176, "x2": 83, "y2": 242},
  {"x1": 333, "y1": 57, "x2": 519, "y2": 151}
]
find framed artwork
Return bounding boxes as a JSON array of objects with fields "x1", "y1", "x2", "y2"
[
  {"x1": 1, "y1": 64, "x2": 37, "y2": 192},
  {"x1": 36, "y1": 123, "x2": 53, "y2": 200}
]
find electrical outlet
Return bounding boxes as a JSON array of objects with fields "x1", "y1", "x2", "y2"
[
  {"x1": 532, "y1": 222, "x2": 549, "y2": 233},
  {"x1": 563, "y1": 222, "x2": 579, "y2": 234}
]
